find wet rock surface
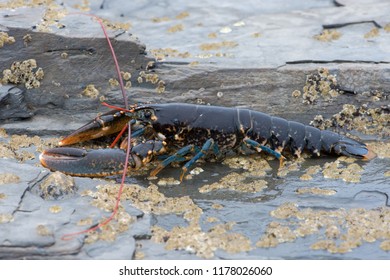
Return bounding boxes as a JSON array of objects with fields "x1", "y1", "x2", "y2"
[
  {"x1": 0, "y1": 0, "x2": 389, "y2": 259},
  {"x1": 32, "y1": 171, "x2": 77, "y2": 200}
]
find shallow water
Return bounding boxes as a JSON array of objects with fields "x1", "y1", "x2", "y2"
[{"x1": 117, "y1": 151, "x2": 390, "y2": 259}]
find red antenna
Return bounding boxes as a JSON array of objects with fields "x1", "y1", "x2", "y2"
[{"x1": 61, "y1": 13, "x2": 132, "y2": 240}]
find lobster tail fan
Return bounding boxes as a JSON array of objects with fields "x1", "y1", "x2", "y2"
[{"x1": 333, "y1": 138, "x2": 376, "y2": 160}]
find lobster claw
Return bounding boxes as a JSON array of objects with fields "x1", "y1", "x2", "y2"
[
  {"x1": 39, "y1": 147, "x2": 136, "y2": 177},
  {"x1": 59, "y1": 110, "x2": 131, "y2": 146},
  {"x1": 334, "y1": 138, "x2": 377, "y2": 160}
]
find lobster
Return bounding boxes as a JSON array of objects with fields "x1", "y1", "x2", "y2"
[{"x1": 40, "y1": 103, "x2": 376, "y2": 181}]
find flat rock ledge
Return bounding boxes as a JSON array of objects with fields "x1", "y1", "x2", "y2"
[{"x1": 0, "y1": 1, "x2": 389, "y2": 260}]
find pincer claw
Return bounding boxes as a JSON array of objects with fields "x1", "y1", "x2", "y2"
[
  {"x1": 40, "y1": 147, "x2": 130, "y2": 177},
  {"x1": 58, "y1": 110, "x2": 131, "y2": 146}
]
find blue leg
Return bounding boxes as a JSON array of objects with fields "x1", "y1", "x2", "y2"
[
  {"x1": 150, "y1": 144, "x2": 195, "y2": 177},
  {"x1": 244, "y1": 138, "x2": 285, "y2": 166},
  {"x1": 119, "y1": 127, "x2": 145, "y2": 149},
  {"x1": 180, "y1": 139, "x2": 214, "y2": 181},
  {"x1": 130, "y1": 127, "x2": 145, "y2": 138}
]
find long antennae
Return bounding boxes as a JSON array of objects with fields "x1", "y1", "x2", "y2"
[
  {"x1": 101, "y1": 102, "x2": 133, "y2": 112},
  {"x1": 70, "y1": 12, "x2": 128, "y2": 108},
  {"x1": 61, "y1": 12, "x2": 132, "y2": 241}
]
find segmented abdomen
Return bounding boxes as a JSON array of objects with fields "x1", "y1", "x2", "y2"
[{"x1": 239, "y1": 109, "x2": 351, "y2": 156}]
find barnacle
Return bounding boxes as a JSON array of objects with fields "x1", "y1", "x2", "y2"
[
  {"x1": 1, "y1": 59, "x2": 44, "y2": 89},
  {"x1": 313, "y1": 29, "x2": 341, "y2": 42},
  {"x1": 302, "y1": 68, "x2": 339, "y2": 104},
  {"x1": 0, "y1": 32, "x2": 15, "y2": 48},
  {"x1": 257, "y1": 203, "x2": 390, "y2": 253}
]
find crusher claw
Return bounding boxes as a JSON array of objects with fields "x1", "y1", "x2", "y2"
[{"x1": 39, "y1": 147, "x2": 136, "y2": 177}]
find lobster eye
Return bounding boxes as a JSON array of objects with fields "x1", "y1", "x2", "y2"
[{"x1": 144, "y1": 110, "x2": 152, "y2": 119}]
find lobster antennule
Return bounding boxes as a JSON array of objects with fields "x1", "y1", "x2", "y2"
[
  {"x1": 333, "y1": 138, "x2": 377, "y2": 160},
  {"x1": 39, "y1": 147, "x2": 139, "y2": 177}
]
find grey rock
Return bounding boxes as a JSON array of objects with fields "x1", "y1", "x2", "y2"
[
  {"x1": 0, "y1": 6, "x2": 153, "y2": 129},
  {"x1": 128, "y1": 214, "x2": 152, "y2": 240},
  {"x1": 30, "y1": 171, "x2": 78, "y2": 200},
  {"x1": 136, "y1": 239, "x2": 200, "y2": 260},
  {"x1": 0, "y1": 159, "x2": 42, "y2": 213},
  {"x1": 0, "y1": 86, "x2": 32, "y2": 120},
  {"x1": 83, "y1": 234, "x2": 136, "y2": 259},
  {"x1": 0, "y1": 0, "x2": 389, "y2": 260}
]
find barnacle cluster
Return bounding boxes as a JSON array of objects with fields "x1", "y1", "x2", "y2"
[
  {"x1": 0, "y1": 132, "x2": 58, "y2": 162},
  {"x1": 82, "y1": 84, "x2": 100, "y2": 99},
  {"x1": 323, "y1": 157, "x2": 364, "y2": 183},
  {"x1": 36, "y1": 5, "x2": 67, "y2": 32},
  {"x1": 0, "y1": 32, "x2": 15, "y2": 48},
  {"x1": 48, "y1": 205, "x2": 62, "y2": 213},
  {"x1": 199, "y1": 41, "x2": 238, "y2": 51},
  {"x1": 313, "y1": 29, "x2": 341, "y2": 42},
  {"x1": 294, "y1": 156, "x2": 364, "y2": 183},
  {"x1": 83, "y1": 183, "x2": 252, "y2": 258},
  {"x1": 157, "y1": 177, "x2": 180, "y2": 186},
  {"x1": 0, "y1": 0, "x2": 55, "y2": 10},
  {"x1": 223, "y1": 156, "x2": 272, "y2": 177},
  {"x1": 22, "y1": 34, "x2": 32, "y2": 46},
  {"x1": 311, "y1": 103, "x2": 390, "y2": 137},
  {"x1": 137, "y1": 71, "x2": 166, "y2": 94},
  {"x1": 152, "y1": 221, "x2": 251, "y2": 258},
  {"x1": 36, "y1": 224, "x2": 53, "y2": 236},
  {"x1": 295, "y1": 187, "x2": 336, "y2": 196},
  {"x1": 256, "y1": 221, "x2": 297, "y2": 247},
  {"x1": 0, "y1": 213, "x2": 13, "y2": 223},
  {"x1": 299, "y1": 68, "x2": 339, "y2": 104},
  {"x1": 38, "y1": 171, "x2": 77, "y2": 200},
  {"x1": 149, "y1": 48, "x2": 191, "y2": 60},
  {"x1": 0, "y1": 173, "x2": 20, "y2": 185},
  {"x1": 364, "y1": 27, "x2": 379, "y2": 39},
  {"x1": 198, "y1": 156, "x2": 271, "y2": 193},
  {"x1": 257, "y1": 202, "x2": 390, "y2": 253},
  {"x1": 277, "y1": 159, "x2": 302, "y2": 177},
  {"x1": 167, "y1": 24, "x2": 184, "y2": 33},
  {"x1": 100, "y1": 65, "x2": 165, "y2": 94},
  {"x1": 368, "y1": 142, "x2": 390, "y2": 158},
  {"x1": 199, "y1": 172, "x2": 267, "y2": 193},
  {"x1": 1, "y1": 59, "x2": 44, "y2": 89},
  {"x1": 299, "y1": 165, "x2": 321, "y2": 181},
  {"x1": 152, "y1": 11, "x2": 189, "y2": 23},
  {"x1": 99, "y1": 18, "x2": 132, "y2": 31}
]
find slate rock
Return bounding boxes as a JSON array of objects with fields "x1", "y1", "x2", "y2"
[
  {"x1": 30, "y1": 171, "x2": 78, "y2": 200},
  {"x1": 0, "y1": 85, "x2": 32, "y2": 120}
]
